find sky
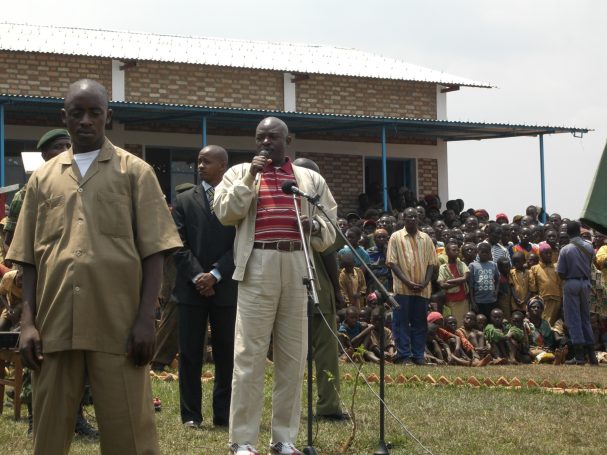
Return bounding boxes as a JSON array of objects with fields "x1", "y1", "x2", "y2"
[{"x1": 5, "y1": 0, "x2": 606, "y2": 220}]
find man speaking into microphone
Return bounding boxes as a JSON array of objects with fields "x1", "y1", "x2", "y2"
[{"x1": 214, "y1": 117, "x2": 337, "y2": 455}]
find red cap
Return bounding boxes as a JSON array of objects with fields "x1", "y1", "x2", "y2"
[{"x1": 496, "y1": 213, "x2": 509, "y2": 223}]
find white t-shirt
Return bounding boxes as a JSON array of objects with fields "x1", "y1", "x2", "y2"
[{"x1": 73, "y1": 149, "x2": 100, "y2": 177}]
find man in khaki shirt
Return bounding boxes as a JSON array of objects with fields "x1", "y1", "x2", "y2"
[{"x1": 7, "y1": 79, "x2": 181, "y2": 455}]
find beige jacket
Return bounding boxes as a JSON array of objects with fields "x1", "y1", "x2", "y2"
[{"x1": 214, "y1": 162, "x2": 337, "y2": 281}]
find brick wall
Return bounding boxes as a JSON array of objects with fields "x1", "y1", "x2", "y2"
[
  {"x1": 125, "y1": 62, "x2": 283, "y2": 110},
  {"x1": 296, "y1": 75, "x2": 436, "y2": 119},
  {"x1": 417, "y1": 158, "x2": 438, "y2": 197},
  {"x1": 295, "y1": 151, "x2": 361, "y2": 214},
  {"x1": 0, "y1": 51, "x2": 112, "y2": 98}
]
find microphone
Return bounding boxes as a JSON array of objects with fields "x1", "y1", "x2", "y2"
[
  {"x1": 281, "y1": 181, "x2": 319, "y2": 202},
  {"x1": 254, "y1": 149, "x2": 270, "y2": 185}
]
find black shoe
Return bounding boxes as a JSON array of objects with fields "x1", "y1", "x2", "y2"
[
  {"x1": 565, "y1": 344, "x2": 587, "y2": 365},
  {"x1": 315, "y1": 412, "x2": 351, "y2": 422},
  {"x1": 75, "y1": 413, "x2": 99, "y2": 438},
  {"x1": 412, "y1": 357, "x2": 426, "y2": 365}
]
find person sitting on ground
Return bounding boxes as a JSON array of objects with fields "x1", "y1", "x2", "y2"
[
  {"x1": 509, "y1": 252, "x2": 531, "y2": 314},
  {"x1": 338, "y1": 251, "x2": 366, "y2": 309},
  {"x1": 445, "y1": 314, "x2": 492, "y2": 366},
  {"x1": 337, "y1": 306, "x2": 370, "y2": 362},
  {"x1": 468, "y1": 242, "x2": 499, "y2": 318},
  {"x1": 426, "y1": 311, "x2": 472, "y2": 366},
  {"x1": 361, "y1": 307, "x2": 397, "y2": 363},
  {"x1": 529, "y1": 243, "x2": 562, "y2": 325},
  {"x1": 506, "y1": 311, "x2": 532, "y2": 364},
  {"x1": 424, "y1": 323, "x2": 447, "y2": 365},
  {"x1": 437, "y1": 242, "x2": 470, "y2": 325},
  {"x1": 484, "y1": 308, "x2": 515, "y2": 364},
  {"x1": 456, "y1": 311, "x2": 491, "y2": 359},
  {"x1": 339, "y1": 226, "x2": 371, "y2": 267},
  {"x1": 497, "y1": 257, "x2": 513, "y2": 320},
  {"x1": 476, "y1": 313, "x2": 488, "y2": 332},
  {"x1": 525, "y1": 297, "x2": 568, "y2": 364}
]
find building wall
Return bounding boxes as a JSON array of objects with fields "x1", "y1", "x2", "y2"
[
  {"x1": 125, "y1": 62, "x2": 284, "y2": 110},
  {"x1": 296, "y1": 75, "x2": 436, "y2": 119},
  {"x1": 0, "y1": 51, "x2": 112, "y2": 98},
  {"x1": 295, "y1": 151, "x2": 362, "y2": 214},
  {"x1": 417, "y1": 158, "x2": 439, "y2": 198}
]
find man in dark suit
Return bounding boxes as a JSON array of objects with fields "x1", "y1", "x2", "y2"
[{"x1": 172, "y1": 145, "x2": 237, "y2": 428}]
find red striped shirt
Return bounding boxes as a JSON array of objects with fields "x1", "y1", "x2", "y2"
[{"x1": 254, "y1": 159, "x2": 301, "y2": 242}]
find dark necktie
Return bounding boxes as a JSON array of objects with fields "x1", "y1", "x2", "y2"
[{"x1": 206, "y1": 186, "x2": 215, "y2": 214}]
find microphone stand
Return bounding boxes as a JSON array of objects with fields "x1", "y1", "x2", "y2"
[
  {"x1": 292, "y1": 193, "x2": 319, "y2": 455},
  {"x1": 303, "y1": 196, "x2": 396, "y2": 455}
]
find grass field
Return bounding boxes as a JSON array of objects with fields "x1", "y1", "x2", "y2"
[{"x1": 1, "y1": 364, "x2": 606, "y2": 454}]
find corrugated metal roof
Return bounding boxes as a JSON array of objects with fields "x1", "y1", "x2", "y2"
[{"x1": 0, "y1": 22, "x2": 493, "y2": 88}]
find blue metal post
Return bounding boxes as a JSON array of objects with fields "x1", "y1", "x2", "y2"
[
  {"x1": 201, "y1": 115, "x2": 207, "y2": 147},
  {"x1": 539, "y1": 134, "x2": 546, "y2": 223},
  {"x1": 381, "y1": 125, "x2": 388, "y2": 212},
  {"x1": 0, "y1": 103, "x2": 4, "y2": 187}
]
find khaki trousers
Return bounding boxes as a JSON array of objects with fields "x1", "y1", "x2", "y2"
[
  {"x1": 446, "y1": 298, "x2": 469, "y2": 327},
  {"x1": 542, "y1": 296, "x2": 562, "y2": 326},
  {"x1": 32, "y1": 350, "x2": 159, "y2": 455},
  {"x1": 229, "y1": 249, "x2": 308, "y2": 445}
]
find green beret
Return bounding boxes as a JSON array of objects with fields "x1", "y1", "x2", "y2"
[
  {"x1": 37, "y1": 129, "x2": 70, "y2": 150},
  {"x1": 175, "y1": 183, "x2": 196, "y2": 194}
]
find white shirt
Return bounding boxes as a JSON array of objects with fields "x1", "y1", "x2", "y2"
[{"x1": 73, "y1": 149, "x2": 100, "y2": 177}]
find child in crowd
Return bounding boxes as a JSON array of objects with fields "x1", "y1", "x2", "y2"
[
  {"x1": 527, "y1": 253, "x2": 540, "y2": 269},
  {"x1": 361, "y1": 307, "x2": 397, "y2": 363},
  {"x1": 456, "y1": 311, "x2": 491, "y2": 359},
  {"x1": 525, "y1": 297, "x2": 568, "y2": 364},
  {"x1": 426, "y1": 312, "x2": 472, "y2": 366},
  {"x1": 437, "y1": 242, "x2": 470, "y2": 325},
  {"x1": 529, "y1": 243, "x2": 562, "y2": 325},
  {"x1": 496, "y1": 256, "x2": 513, "y2": 320},
  {"x1": 484, "y1": 308, "x2": 514, "y2": 364},
  {"x1": 476, "y1": 313, "x2": 488, "y2": 332},
  {"x1": 506, "y1": 311, "x2": 532, "y2": 364},
  {"x1": 338, "y1": 251, "x2": 366, "y2": 309},
  {"x1": 461, "y1": 242, "x2": 478, "y2": 266},
  {"x1": 468, "y1": 242, "x2": 499, "y2": 318},
  {"x1": 339, "y1": 226, "x2": 371, "y2": 267},
  {"x1": 509, "y1": 252, "x2": 531, "y2": 313},
  {"x1": 337, "y1": 306, "x2": 368, "y2": 361},
  {"x1": 367, "y1": 228, "x2": 392, "y2": 293},
  {"x1": 445, "y1": 315, "x2": 492, "y2": 366}
]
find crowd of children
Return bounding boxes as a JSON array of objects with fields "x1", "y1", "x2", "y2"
[{"x1": 334, "y1": 201, "x2": 607, "y2": 366}]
